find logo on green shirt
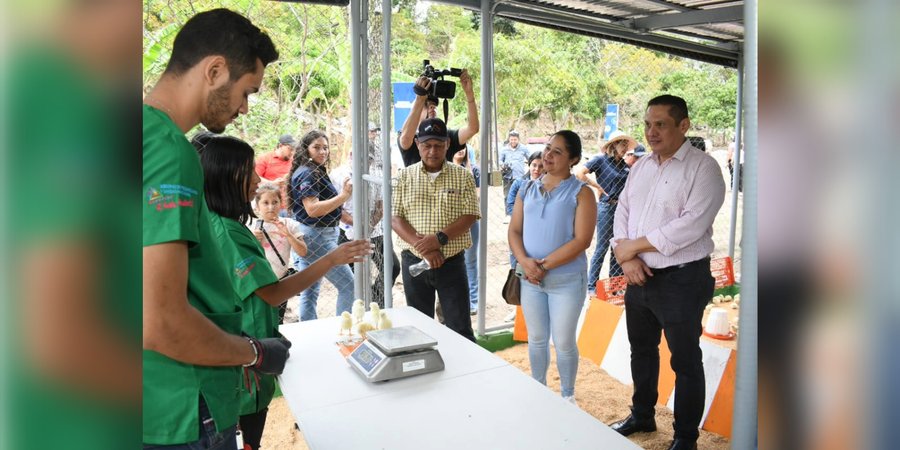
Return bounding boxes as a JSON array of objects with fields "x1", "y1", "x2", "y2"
[
  {"x1": 234, "y1": 256, "x2": 256, "y2": 279},
  {"x1": 147, "y1": 184, "x2": 198, "y2": 211}
]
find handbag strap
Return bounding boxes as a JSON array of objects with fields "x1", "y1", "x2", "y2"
[{"x1": 261, "y1": 223, "x2": 288, "y2": 267}]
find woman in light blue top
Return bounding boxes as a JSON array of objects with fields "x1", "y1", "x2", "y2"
[{"x1": 508, "y1": 130, "x2": 597, "y2": 405}]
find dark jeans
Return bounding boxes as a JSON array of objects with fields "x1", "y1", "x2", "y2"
[
  {"x1": 401, "y1": 250, "x2": 475, "y2": 342},
  {"x1": 623, "y1": 257, "x2": 713, "y2": 442},
  {"x1": 371, "y1": 235, "x2": 400, "y2": 308},
  {"x1": 588, "y1": 201, "x2": 622, "y2": 291},
  {"x1": 144, "y1": 397, "x2": 237, "y2": 450},
  {"x1": 239, "y1": 408, "x2": 268, "y2": 450}
]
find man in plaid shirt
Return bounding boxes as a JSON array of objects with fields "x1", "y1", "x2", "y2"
[{"x1": 392, "y1": 118, "x2": 480, "y2": 341}]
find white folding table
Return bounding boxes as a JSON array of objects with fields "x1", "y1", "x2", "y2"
[{"x1": 279, "y1": 306, "x2": 639, "y2": 449}]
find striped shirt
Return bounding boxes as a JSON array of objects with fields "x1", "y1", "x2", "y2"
[
  {"x1": 612, "y1": 139, "x2": 725, "y2": 268},
  {"x1": 392, "y1": 161, "x2": 480, "y2": 258}
]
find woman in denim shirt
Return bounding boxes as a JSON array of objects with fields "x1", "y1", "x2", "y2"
[{"x1": 508, "y1": 130, "x2": 596, "y2": 405}]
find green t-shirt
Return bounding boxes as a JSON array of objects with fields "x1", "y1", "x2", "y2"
[
  {"x1": 6, "y1": 47, "x2": 141, "y2": 450},
  {"x1": 142, "y1": 105, "x2": 243, "y2": 444},
  {"x1": 210, "y1": 216, "x2": 281, "y2": 414}
]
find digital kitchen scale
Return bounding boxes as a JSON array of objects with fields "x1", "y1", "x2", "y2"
[{"x1": 347, "y1": 326, "x2": 445, "y2": 382}]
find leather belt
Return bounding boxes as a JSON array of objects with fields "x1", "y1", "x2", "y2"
[{"x1": 651, "y1": 257, "x2": 710, "y2": 275}]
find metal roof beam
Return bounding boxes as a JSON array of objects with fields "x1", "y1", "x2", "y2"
[
  {"x1": 622, "y1": 5, "x2": 743, "y2": 31},
  {"x1": 638, "y1": 0, "x2": 693, "y2": 12}
]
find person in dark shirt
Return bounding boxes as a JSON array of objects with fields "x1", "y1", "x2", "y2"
[
  {"x1": 288, "y1": 130, "x2": 355, "y2": 321},
  {"x1": 573, "y1": 130, "x2": 643, "y2": 292},
  {"x1": 397, "y1": 70, "x2": 479, "y2": 167}
]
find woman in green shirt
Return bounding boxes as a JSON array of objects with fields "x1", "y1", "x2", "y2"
[{"x1": 192, "y1": 133, "x2": 372, "y2": 449}]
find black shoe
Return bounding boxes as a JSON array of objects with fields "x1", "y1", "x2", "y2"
[
  {"x1": 609, "y1": 414, "x2": 657, "y2": 436},
  {"x1": 666, "y1": 438, "x2": 697, "y2": 450}
]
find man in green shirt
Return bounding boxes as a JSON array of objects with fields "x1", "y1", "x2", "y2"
[{"x1": 142, "y1": 9, "x2": 290, "y2": 448}]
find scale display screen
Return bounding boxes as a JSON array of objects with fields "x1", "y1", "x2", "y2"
[{"x1": 352, "y1": 343, "x2": 384, "y2": 373}]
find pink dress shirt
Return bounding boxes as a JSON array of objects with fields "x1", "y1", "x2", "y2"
[{"x1": 612, "y1": 139, "x2": 725, "y2": 269}]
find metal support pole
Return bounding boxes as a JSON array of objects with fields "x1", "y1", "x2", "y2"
[
  {"x1": 476, "y1": 0, "x2": 493, "y2": 337},
  {"x1": 350, "y1": 0, "x2": 368, "y2": 302},
  {"x1": 727, "y1": 57, "x2": 744, "y2": 259},
  {"x1": 381, "y1": 0, "x2": 394, "y2": 308},
  {"x1": 731, "y1": 0, "x2": 757, "y2": 447}
]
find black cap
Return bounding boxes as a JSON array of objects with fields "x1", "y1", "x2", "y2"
[
  {"x1": 426, "y1": 95, "x2": 439, "y2": 105},
  {"x1": 416, "y1": 118, "x2": 449, "y2": 142},
  {"x1": 508, "y1": 130, "x2": 519, "y2": 137}
]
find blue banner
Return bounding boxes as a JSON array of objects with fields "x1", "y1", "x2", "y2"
[
  {"x1": 603, "y1": 104, "x2": 619, "y2": 140},
  {"x1": 392, "y1": 82, "x2": 416, "y2": 133}
]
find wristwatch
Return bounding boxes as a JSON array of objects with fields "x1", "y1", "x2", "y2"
[{"x1": 435, "y1": 231, "x2": 449, "y2": 246}]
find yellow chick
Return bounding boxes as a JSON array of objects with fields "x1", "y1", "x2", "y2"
[
  {"x1": 357, "y1": 322, "x2": 375, "y2": 338},
  {"x1": 368, "y1": 302, "x2": 381, "y2": 324},
  {"x1": 377, "y1": 311, "x2": 392, "y2": 330},
  {"x1": 339, "y1": 311, "x2": 353, "y2": 335},
  {"x1": 352, "y1": 299, "x2": 365, "y2": 324}
]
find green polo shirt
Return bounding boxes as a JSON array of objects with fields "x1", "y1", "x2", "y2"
[
  {"x1": 210, "y1": 215, "x2": 280, "y2": 414},
  {"x1": 142, "y1": 105, "x2": 243, "y2": 444}
]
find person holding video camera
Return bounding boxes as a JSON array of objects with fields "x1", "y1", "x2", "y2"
[{"x1": 397, "y1": 68, "x2": 479, "y2": 167}]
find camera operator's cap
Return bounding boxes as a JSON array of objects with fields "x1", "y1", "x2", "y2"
[
  {"x1": 416, "y1": 118, "x2": 449, "y2": 142},
  {"x1": 426, "y1": 94, "x2": 439, "y2": 105},
  {"x1": 508, "y1": 130, "x2": 519, "y2": 137},
  {"x1": 368, "y1": 122, "x2": 380, "y2": 131},
  {"x1": 278, "y1": 134, "x2": 297, "y2": 146}
]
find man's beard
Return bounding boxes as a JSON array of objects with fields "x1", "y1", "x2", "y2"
[{"x1": 200, "y1": 83, "x2": 234, "y2": 133}]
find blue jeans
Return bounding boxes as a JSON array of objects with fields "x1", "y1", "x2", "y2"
[
  {"x1": 143, "y1": 398, "x2": 237, "y2": 450},
  {"x1": 293, "y1": 225, "x2": 354, "y2": 321},
  {"x1": 520, "y1": 271, "x2": 586, "y2": 397},
  {"x1": 588, "y1": 202, "x2": 622, "y2": 292},
  {"x1": 464, "y1": 220, "x2": 480, "y2": 310}
]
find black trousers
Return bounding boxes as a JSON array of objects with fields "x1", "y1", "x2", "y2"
[
  {"x1": 502, "y1": 177, "x2": 513, "y2": 206},
  {"x1": 401, "y1": 251, "x2": 475, "y2": 342},
  {"x1": 371, "y1": 235, "x2": 400, "y2": 308},
  {"x1": 623, "y1": 257, "x2": 713, "y2": 441},
  {"x1": 239, "y1": 407, "x2": 269, "y2": 450}
]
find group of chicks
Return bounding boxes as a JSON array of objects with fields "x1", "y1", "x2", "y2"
[
  {"x1": 705, "y1": 293, "x2": 741, "y2": 333},
  {"x1": 340, "y1": 299, "x2": 392, "y2": 338}
]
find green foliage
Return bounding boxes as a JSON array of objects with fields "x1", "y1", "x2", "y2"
[{"x1": 143, "y1": 0, "x2": 738, "y2": 152}]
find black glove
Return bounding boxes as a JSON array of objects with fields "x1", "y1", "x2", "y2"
[{"x1": 247, "y1": 336, "x2": 292, "y2": 375}]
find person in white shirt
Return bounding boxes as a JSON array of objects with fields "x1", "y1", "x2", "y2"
[
  {"x1": 250, "y1": 182, "x2": 307, "y2": 322},
  {"x1": 607, "y1": 95, "x2": 725, "y2": 450}
]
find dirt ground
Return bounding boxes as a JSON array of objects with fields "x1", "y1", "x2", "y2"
[{"x1": 261, "y1": 343, "x2": 731, "y2": 450}]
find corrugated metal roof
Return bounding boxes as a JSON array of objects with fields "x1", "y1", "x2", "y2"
[{"x1": 432, "y1": 0, "x2": 744, "y2": 66}]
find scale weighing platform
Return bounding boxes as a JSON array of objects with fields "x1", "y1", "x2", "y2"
[{"x1": 347, "y1": 326, "x2": 445, "y2": 382}]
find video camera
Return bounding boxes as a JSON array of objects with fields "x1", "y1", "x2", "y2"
[{"x1": 422, "y1": 60, "x2": 462, "y2": 100}]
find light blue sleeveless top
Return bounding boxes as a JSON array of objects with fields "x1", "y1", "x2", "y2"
[{"x1": 519, "y1": 175, "x2": 587, "y2": 274}]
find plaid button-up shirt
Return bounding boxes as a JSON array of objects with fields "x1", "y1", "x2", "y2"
[{"x1": 392, "y1": 161, "x2": 481, "y2": 259}]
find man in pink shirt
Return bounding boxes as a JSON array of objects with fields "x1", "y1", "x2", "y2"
[
  {"x1": 255, "y1": 134, "x2": 296, "y2": 185},
  {"x1": 607, "y1": 95, "x2": 725, "y2": 450}
]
